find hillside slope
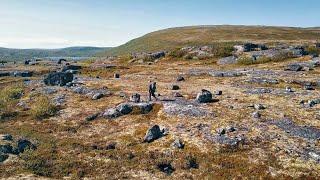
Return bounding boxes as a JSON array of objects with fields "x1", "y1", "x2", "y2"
[
  {"x1": 103, "y1": 25, "x2": 320, "y2": 56},
  {"x1": 0, "y1": 46, "x2": 111, "y2": 61}
]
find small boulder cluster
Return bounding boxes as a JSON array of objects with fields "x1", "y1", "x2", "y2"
[
  {"x1": 0, "y1": 134, "x2": 36, "y2": 163},
  {"x1": 103, "y1": 102, "x2": 154, "y2": 119}
]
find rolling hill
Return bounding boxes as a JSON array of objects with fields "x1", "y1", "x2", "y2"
[
  {"x1": 0, "y1": 46, "x2": 111, "y2": 61},
  {"x1": 103, "y1": 25, "x2": 320, "y2": 56}
]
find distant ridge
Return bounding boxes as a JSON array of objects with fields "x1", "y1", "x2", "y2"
[
  {"x1": 0, "y1": 46, "x2": 111, "y2": 61},
  {"x1": 102, "y1": 25, "x2": 320, "y2": 56}
]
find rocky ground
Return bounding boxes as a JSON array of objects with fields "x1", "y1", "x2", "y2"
[{"x1": 1, "y1": 46, "x2": 320, "y2": 179}]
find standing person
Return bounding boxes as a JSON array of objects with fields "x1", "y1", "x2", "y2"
[{"x1": 149, "y1": 81, "x2": 158, "y2": 101}]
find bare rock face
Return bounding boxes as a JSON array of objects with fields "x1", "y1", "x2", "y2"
[
  {"x1": 196, "y1": 89, "x2": 213, "y2": 103},
  {"x1": 144, "y1": 125, "x2": 163, "y2": 143},
  {"x1": 44, "y1": 72, "x2": 74, "y2": 86}
]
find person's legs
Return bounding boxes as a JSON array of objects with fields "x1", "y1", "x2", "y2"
[
  {"x1": 149, "y1": 91, "x2": 152, "y2": 101},
  {"x1": 152, "y1": 92, "x2": 157, "y2": 100}
]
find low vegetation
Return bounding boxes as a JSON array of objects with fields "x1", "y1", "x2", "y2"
[
  {"x1": 103, "y1": 25, "x2": 320, "y2": 56},
  {"x1": 0, "y1": 84, "x2": 24, "y2": 120},
  {"x1": 237, "y1": 52, "x2": 294, "y2": 65},
  {"x1": 30, "y1": 96, "x2": 58, "y2": 120}
]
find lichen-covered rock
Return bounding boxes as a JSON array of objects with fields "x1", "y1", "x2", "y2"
[
  {"x1": 44, "y1": 72, "x2": 74, "y2": 86},
  {"x1": 116, "y1": 103, "x2": 133, "y2": 115},
  {"x1": 144, "y1": 125, "x2": 163, "y2": 143},
  {"x1": 0, "y1": 144, "x2": 13, "y2": 154},
  {"x1": 92, "y1": 93, "x2": 104, "y2": 100},
  {"x1": 285, "y1": 64, "x2": 303, "y2": 71},
  {"x1": 196, "y1": 89, "x2": 213, "y2": 103},
  {"x1": 16, "y1": 139, "x2": 36, "y2": 154},
  {"x1": 103, "y1": 108, "x2": 122, "y2": 119}
]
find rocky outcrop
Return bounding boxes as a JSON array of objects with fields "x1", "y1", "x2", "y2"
[{"x1": 44, "y1": 72, "x2": 74, "y2": 86}]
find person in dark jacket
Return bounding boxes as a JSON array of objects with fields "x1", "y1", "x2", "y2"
[{"x1": 149, "y1": 81, "x2": 158, "y2": 101}]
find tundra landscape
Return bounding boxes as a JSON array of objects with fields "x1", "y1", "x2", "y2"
[
  {"x1": 1, "y1": 1, "x2": 320, "y2": 179},
  {"x1": 1, "y1": 25, "x2": 320, "y2": 179}
]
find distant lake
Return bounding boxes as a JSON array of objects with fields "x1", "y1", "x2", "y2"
[{"x1": 42, "y1": 57, "x2": 95, "y2": 61}]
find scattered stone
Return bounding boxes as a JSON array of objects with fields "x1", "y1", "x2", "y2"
[
  {"x1": 92, "y1": 93, "x2": 104, "y2": 100},
  {"x1": 286, "y1": 86, "x2": 294, "y2": 92},
  {"x1": 134, "y1": 103, "x2": 153, "y2": 114},
  {"x1": 0, "y1": 134, "x2": 13, "y2": 141},
  {"x1": 244, "y1": 88, "x2": 272, "y2": 95},
  {"x1": 114, "y1": 73, "x2": 120, "y2": 78},
  {"x1": 176, "y1": 76, "x2": 185, "y2": 82},
  {"x1": 144, "y1": 125, "x2": 163, "y2": 143},
  {"x1": 103, "y1": 102, "x2": 153, "y2": 119},
  {"x1": 103, "y1": 108, "x2": 121, "y2": 119},
  {"x1": 217, "y1": 128, "x2": 226, "y2": 136},
  {"x1": 303, "y1": 99, "x2": 320, "y2": 108},
  {"x1": 210, "y1": 71, "x2": 244, "y2": 77},
  {"x1": 62, "y1": 65, "x2": 82, "y2": 72},
  {"x1": 106, "y1": 142, "x2": 117, "y2": 150},
  {"x1": 171, "y1": 139, "x2": 184, "y2": 149},
  {"x1": 130, "y1": 93, "x2": 141, "y2": 103},
  {"x1": 186, "y1": 157, "x2": 199, "y2": 169},
  {"x1": 157, "y1": 162, "x2": 175, "y2": 175},
  {"x1": 57, "y1": 59, "x2": 67, "y2": 64},
  {"x1": 285, "y1": 64, "x2": 303, "y2": 71},
  {"x1": 309, "y1": 152, "x2": 320, "y2": 162},
  {"x1": 252, "y1": 111, "x2": 261, "y2": 119},
  {"x1": 0, "y1": 144, "x2": 13, "y2": 154},
  {"x1": 304, "y1": 84, "x2": 315, "y2": 90},
  {"x1": 196, "y1": 89, "x2": 213, "y2": 103},
  {"x1": 254, "y1": 104, "x2": 265, "y2": 110},
  {"x1": 171, "y1": 85, "x2": 180, "y2": 90},
  {"x1": 173, "y1": 92, "x2": 183, "y2": 98},
  {"x1": 116, "y1": 103, "x2": 133, "y2": 115},
  {"x1": 214, "y1": 90, "x2": 222, "y2": 95},
  {"x1": 0, "y1": 72, "x2": 10, "y2": 77},
  {"x1": 85, "y1": 113, "x2": 100, "y2": 121},
  {"x1": 11, "y1": 71, "x2": 33, "y2": 77},
  {"x1": 16, "y1": 139, "x2": 36, "y2": 154},
  {"x1": 247, "y1": 77, "x2": 279, "y2": 84},
  {"x1": 44, "y1": 72, "x2": 73, "y2": 86},
  {"x1": 0, "y1": 153, "x2": 9, "y2": 163}
]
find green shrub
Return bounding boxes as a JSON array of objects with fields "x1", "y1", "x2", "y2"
[
  {"x1": 30, "y1": 96, "x2": 58, "y2": 120},
  {"x1": 0, "y1": 85, "x2": 24, "y2": 120},
  {"x1": 237, "y1": 51, "x2": 293, "y2": 65},
  {"x1": 167, "y1": 48, "x2": 187, "y2": 58},
  {"x1": 211, "y1": 43, "x2": 235, "y2": 57}
]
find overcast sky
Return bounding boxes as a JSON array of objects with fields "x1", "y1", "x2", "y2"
[{"x1": 0, "y1": 0, "x2": 319, "y2": 49}]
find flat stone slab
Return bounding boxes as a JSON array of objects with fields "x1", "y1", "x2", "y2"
[
  {"x1": 271, "y1": 119, "x2": 320, "y2": 140},
  {"x1": 163, "y1": 99, "x2": 214, "y2": 118}
]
